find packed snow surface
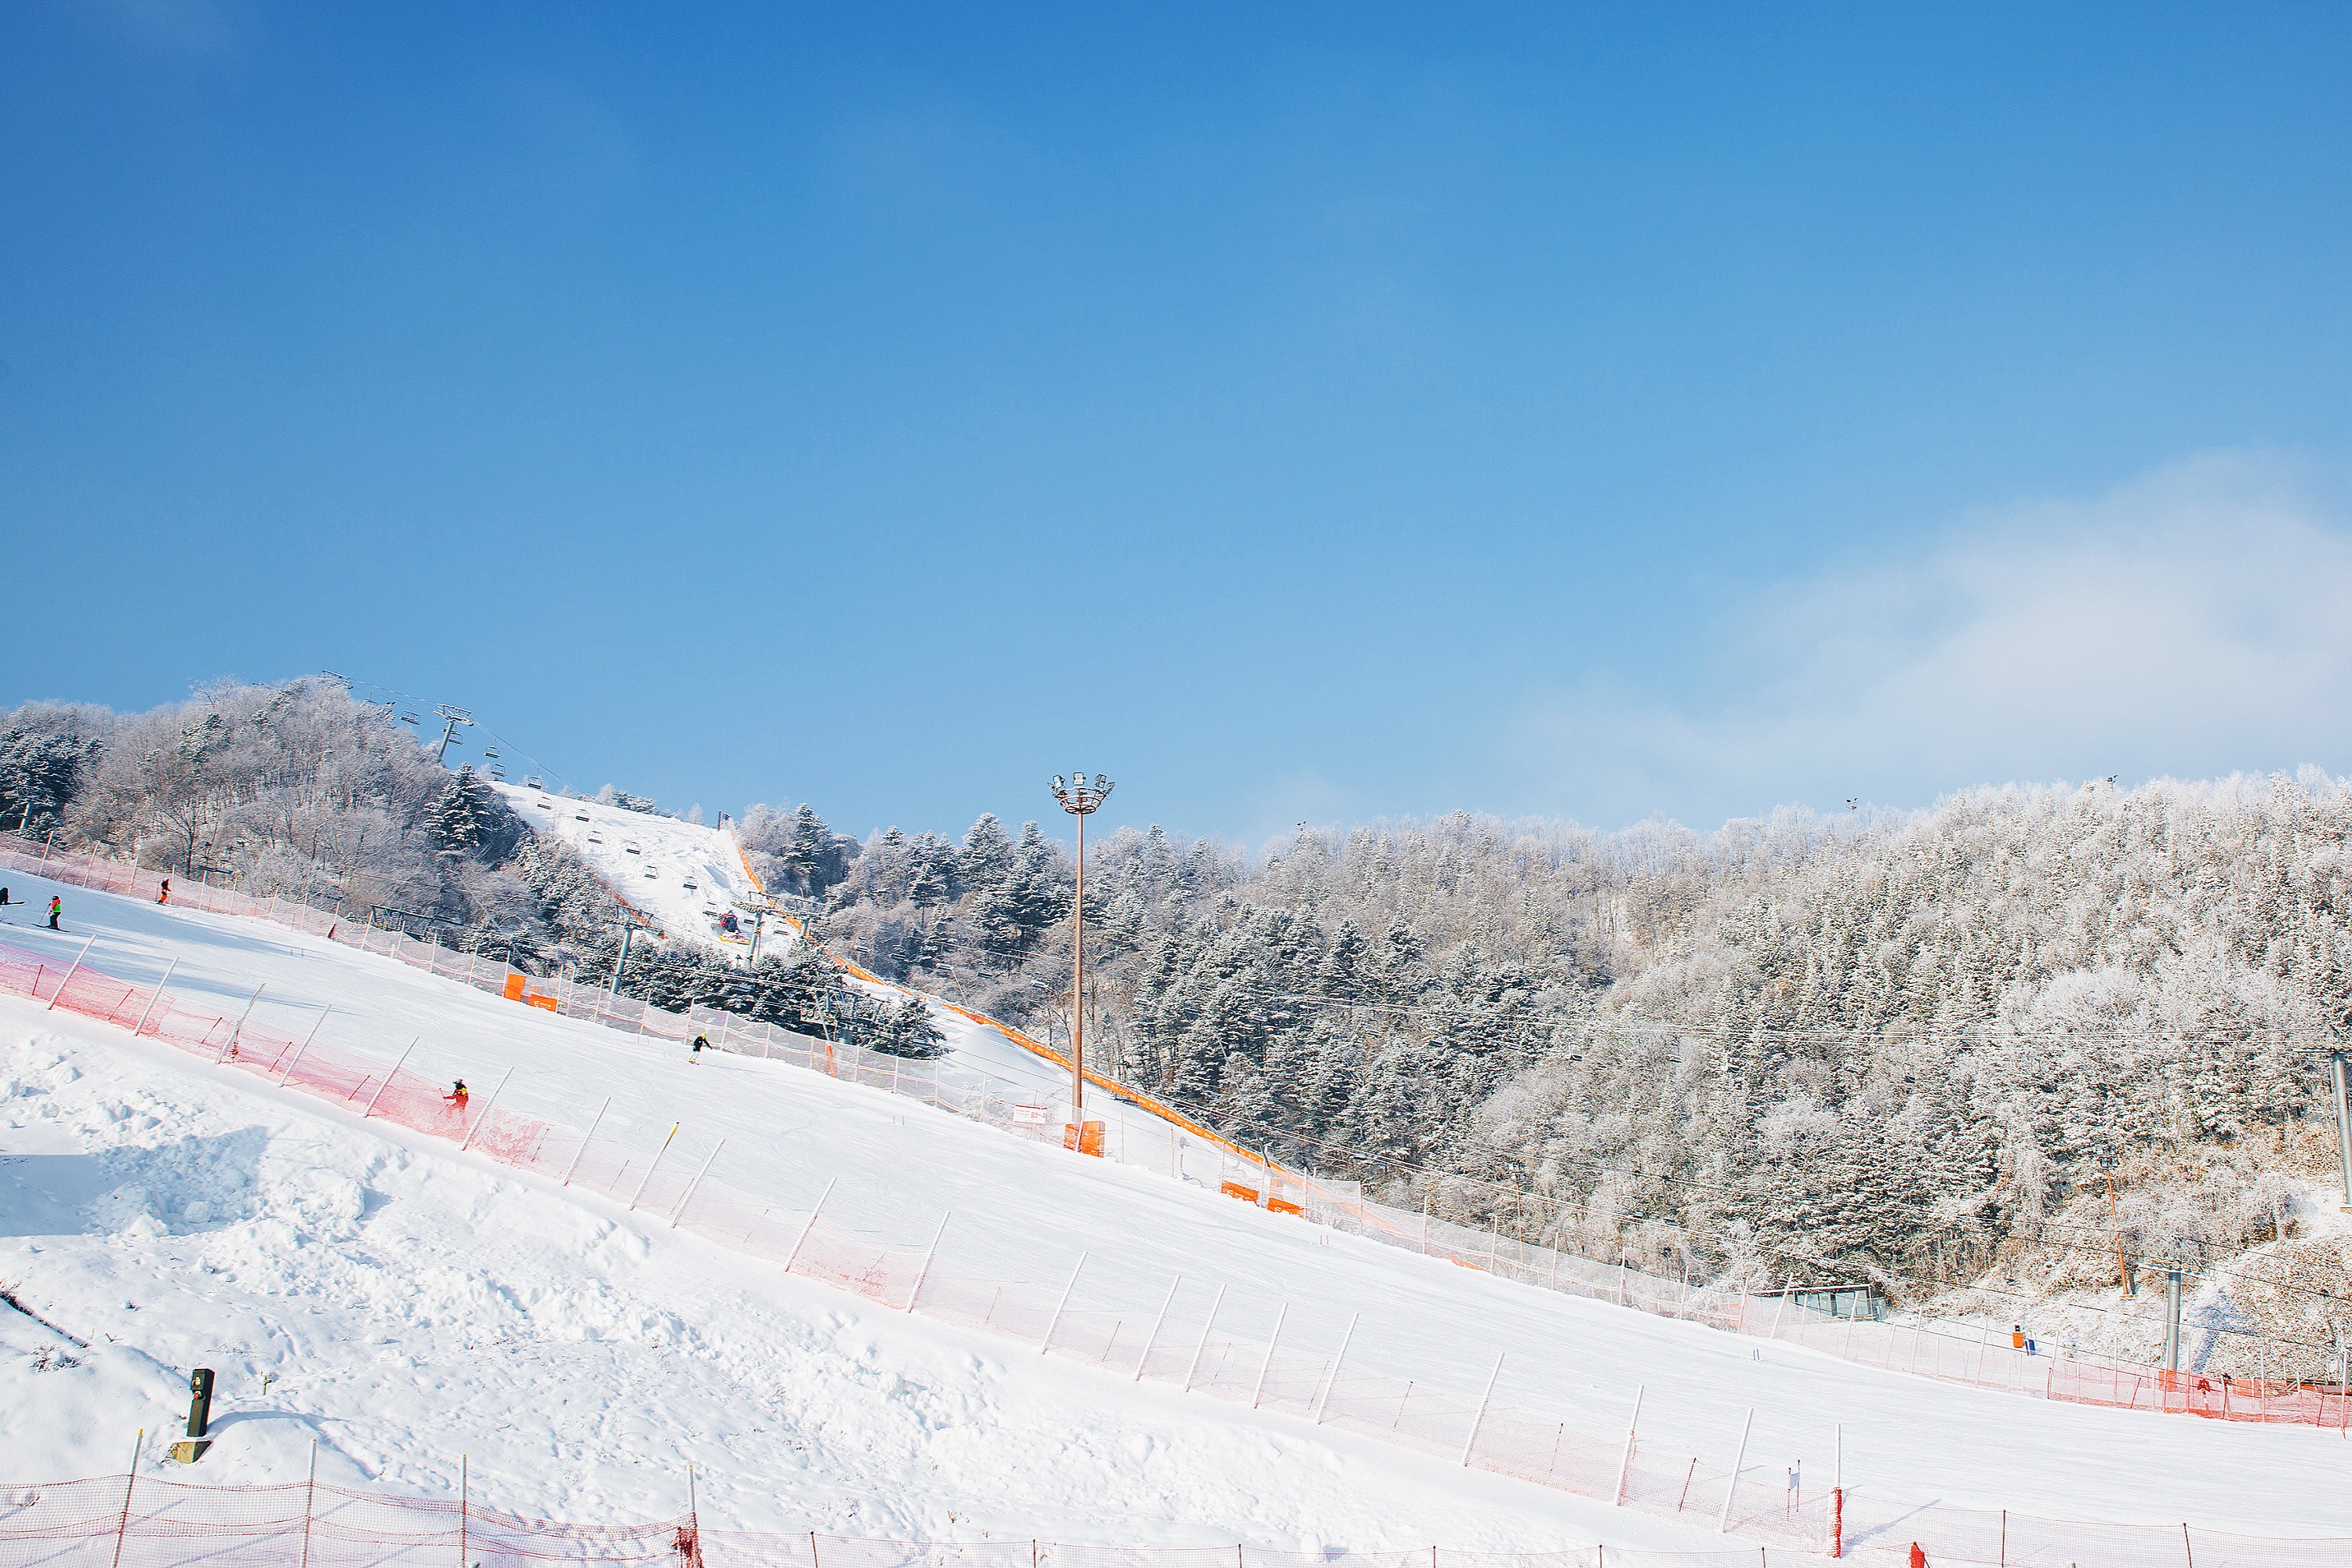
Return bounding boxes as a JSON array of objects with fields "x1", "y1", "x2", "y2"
[{"x1": 2, "y1": 870, "x2": 2347, "y2": 1548}]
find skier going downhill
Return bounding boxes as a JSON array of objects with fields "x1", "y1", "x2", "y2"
[
  {"x1": 690, "y1": 1033, "x2": 709, "y2": 1062},
  {"x1": 47, "y1": 895, "x2": 61, "y2": 930},
  {"x1": 445, "y1": 1079, "x2": 469, "y2": 1105}
]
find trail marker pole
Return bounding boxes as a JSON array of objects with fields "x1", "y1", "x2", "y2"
[
  {"x1": 562, "y1": 1098, "x2": 612, "y2": 1186},
  {"x1": 361, "y1": 1038, "x2": 419, "y2": 1119},
  {"x1": 1719, "y1": 1407, "x2": 1754, "y2": 1533},
  {"x1": 1461, "y1": 1353, "x2": 1504, "y2": 1467},
  {"x1": 1041, "y1": 1251, "x2": 1087, "y2": 1356},
  {"x1": 459, "y1": 1068, "x2": 514, "y2": 1153},
  {"x1": 1830, "y1": 1421, "x2": 1843, "y2": 1558},
  {"x1": 783, "y1": 1178, "x2": 836, "y2": 1273},
  {"x1": 45, "y1": 933, "x2": 97, "y2": 1011},
  {"x1": 1185, "y1": 1285, "x2": 1227, "y2": 1392},
  {"x1": 1613, "y1": 1385, "x2": 1643, "y2": 1504},
  {"x1": 129, "y1": 957, "x2": 179, "y2": 1038},
  {"x1": 1136, "y1": 1275, "x2": 1183, "y2": 1382},
  {"x1": 628, "y1": 1123, "x2": 681, "y2": 1210},
  {"x1": 1313, "y1": 1312, "x2": 1359, "y2": 1423},
  {"x1": 1251, "y1": 1304, "x2": 1288, "y2": 1409},
  {"x1": 908, "y1": 1211, "x2": 951, "y2": 1311}
]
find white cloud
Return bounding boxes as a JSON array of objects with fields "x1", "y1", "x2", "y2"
[{"x1": 1512, "y1": 451, "x2": 2352, "y2": 826}]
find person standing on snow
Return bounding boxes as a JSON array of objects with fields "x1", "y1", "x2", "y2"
[
  {"x1": 47, "y1": 895, "x2": 61, "y2": 930},
  {"x1": 158, "y1": 878, "x2": 171, "y2": 904}
]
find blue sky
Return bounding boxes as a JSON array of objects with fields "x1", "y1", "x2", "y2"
[{"x1": 9, "y1": 4, "x2": 2352, "y2": 847}]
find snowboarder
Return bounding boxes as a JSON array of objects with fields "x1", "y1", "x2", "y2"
[
  {"x1": 47, "y1": 895, "x2": 61, "y2": 930},
  {"x1": 158, "y1": 878, "x2": 171, "y2": 905},
  {"x1": 445, "y1": 1079, "x2": 469, "y2": 1105}
]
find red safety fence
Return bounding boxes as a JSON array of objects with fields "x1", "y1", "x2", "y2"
[
  {"x1": 0, "y1": 1468, "x2": 2347, "y2": 1568},
  {"x1": 0, "y1": 1471, "x2": 1791, "y2": 1568},
  {"x1": 3, "y1": 926, "x2": 2349, "y2": 1566}
]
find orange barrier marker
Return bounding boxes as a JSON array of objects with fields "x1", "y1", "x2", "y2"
[{"x1": 503, "y1": 973, "x2": 526, "y2": 1001}]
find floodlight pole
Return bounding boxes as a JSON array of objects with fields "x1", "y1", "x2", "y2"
[
  {"x1": 1049, "y1": 771, "x2": 1115, "y2": 1121},
  {"x1": 2331, "y1": 1051, "x2": 2352, "y2": 1214}
]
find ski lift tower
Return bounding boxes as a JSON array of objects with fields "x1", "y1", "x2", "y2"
[
  {"x1": 430, "y1": 706, "x2": 474, "y2": 768},
  {"x1": 730, "y1": 896, "x2": 780, "y2": 965}
]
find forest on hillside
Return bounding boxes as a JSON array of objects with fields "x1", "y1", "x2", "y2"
[{"x1": 9, "y1": 679, "x2": 2350, "y2": 1348}]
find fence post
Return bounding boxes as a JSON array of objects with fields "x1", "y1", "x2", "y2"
[
  {"x1": 216, "y1": 983, "x2": 267, "y2": 1059},
  {"x1": 1251, "y1": 1304, "x2": 1288, "y2": 1410},
  {"x1": 908, "y1": 1211, "x2": 952, "y2": 1312},
  {"x1": 300, "y1": 1439, "x2": 317, "y2": 1568},
  {"x1": 1461, "y1": 1352, "x2": 1504, "y2": 1466},
  {"x1": 1312, "y1": 1312, "x2": 1359, "y2": 1422},
  {"x1": 1185, "y1": 1284, "x2": 1228, "y2": 1392},
  {"x1": 1041, "y1": 1251, "x2": 1087, "y2": 1356},
  {"x1": 279, "y1": 1005, "x2": 331, "y2": 1083},
  {"x1": 44, "y1": 934, "x2": 98, "y2": 1011},
  {"x1": 667, "y1": 1138, "x2": 726, "y2": 1228},
  {"x1": 783, "y1": 1178, "x2": 836, "y2": 1274},
  {"x1": 110, "y1": 1429, "x2": 143, "y2": 1568},
  {"x1": 1613, "y1": 1385, "x2": 1643, "y2": 1504},
  {"x1": 562, "y1": 1098, "x2": 612, "y2": 1186},
  {"x1": 361, "y1": 1039, "x2": 419, "y2": 1119},
  {"x1": 1719, "y1": 1407, "x2": 1754, "y2": 1533},
  {"x1": 459, "y1": 1069, "x2": 514, "y2": 1154},
  {"x1": 129, "y1": 957, "x2": 180, "y2": 1038},
  {"x1": 1135, "y1": 1274, "x2": 1183, "y2": 1382},
  {"x1": 627, "y1": 1123, "x2": 682, "y2": 1211}
]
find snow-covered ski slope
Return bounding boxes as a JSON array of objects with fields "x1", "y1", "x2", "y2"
[
  {"x1": 2, "y1": 865, "x2": 2348, "y2": 1559},
  {"x1": 495, "y1": 782, "x2": 769, "y2": 955},
  {"x1": 502, "y1": 782, "x2": 1193, "y2": 1146}
]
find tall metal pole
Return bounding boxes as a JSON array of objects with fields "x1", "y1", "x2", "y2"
[
  {"x1": 1073, "y1": 804, "x2": 1086, "y2": 1116},
  {"x1": 2164, "y1": 1261, "x2": 2184, "y2": 1373},
  {"x1": 1050, "y1": 771, "x2": 1114, "y2": 1124},
  {"x1": 2331, "y1": 1051, "x2": 2352, "y2": 1214}
]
